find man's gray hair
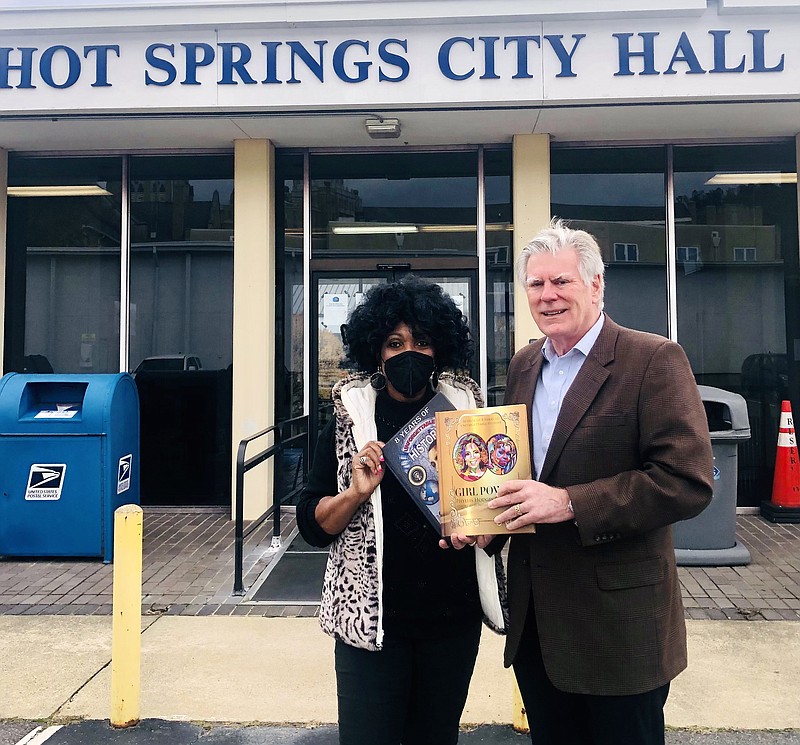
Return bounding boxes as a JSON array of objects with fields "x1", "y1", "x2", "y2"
[{"x1": 515, "y1": 218, "x2": 606, "y2": 301}]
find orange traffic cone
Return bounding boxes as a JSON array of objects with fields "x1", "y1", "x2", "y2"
[{"x1": 761, "y1": 400, "x2": 800, "y2": 523}]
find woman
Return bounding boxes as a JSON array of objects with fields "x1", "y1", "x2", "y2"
[
  {"x1": 297, "y1": 276, "x2": 506, "y2": 745},
  {"x1": 455, "y1": 434, "x2": 489, "y2": 481}
]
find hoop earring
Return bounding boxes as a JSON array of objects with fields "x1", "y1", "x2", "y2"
[
  {"x1": 370, "y1": 367, "x2": 386, "y2": 390},
  {"x1": 430, "y1": 369, "x2": 439, "y2": 389}
]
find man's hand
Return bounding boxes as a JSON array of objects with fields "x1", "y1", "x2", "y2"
[{"x1": 488, "y1": 480, "x2": 573, "y2": 529}]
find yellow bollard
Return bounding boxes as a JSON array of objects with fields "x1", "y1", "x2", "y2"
[
  {"x1": 110, "y1": 504, "x2": 143, "y2": 728},
  {"x1": 512, "y1": 676, "x2": 530, "y2": 734}
]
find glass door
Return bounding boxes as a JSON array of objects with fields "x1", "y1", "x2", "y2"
[{"x1": 311, "y1": 267, "x2": 478, "y2": 447}]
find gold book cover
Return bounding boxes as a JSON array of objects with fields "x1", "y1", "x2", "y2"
[{"x1": 435, "y1": 404, "x2": 536, "y2": 537}]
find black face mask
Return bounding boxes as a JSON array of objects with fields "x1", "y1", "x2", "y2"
[{"x1": 383, "y1": 351, "x2": 436, "y2": 397}]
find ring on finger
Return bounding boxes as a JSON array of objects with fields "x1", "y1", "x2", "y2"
[
  {"x1": 514, "y1": 503, "x2": 522, "y2": 516},
  {"x1": 359, "y1": 455, "x2": 368, "y2": 465}
]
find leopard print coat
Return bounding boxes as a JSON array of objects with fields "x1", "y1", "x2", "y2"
[{"x1": 318, "y1": 372, "x2": 508, "y2": 651}]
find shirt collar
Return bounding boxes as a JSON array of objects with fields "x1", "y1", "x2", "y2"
[{"x1": 542, "y1": 312, "x2": 605, "y2": 363}]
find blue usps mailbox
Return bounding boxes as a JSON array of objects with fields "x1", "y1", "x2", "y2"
[{"x1": 0, "y1": 373, "x2": 139, "y2": 562}]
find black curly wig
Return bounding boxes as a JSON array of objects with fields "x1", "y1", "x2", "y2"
[{"x1": 342, "y1": 275, "x2": 474, "y2": 373}]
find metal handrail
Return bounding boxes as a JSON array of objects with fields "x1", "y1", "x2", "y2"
[{"x1": 232, "y1": 414, "x2": 309, "y2": 595}]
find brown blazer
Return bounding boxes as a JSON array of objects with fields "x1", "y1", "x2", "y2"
[{"x1": 503, "y1": 316, "x2": 713, "y2": 696}]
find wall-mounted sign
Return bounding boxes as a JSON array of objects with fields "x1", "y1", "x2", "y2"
[{"x1": 0, "y1": 4, "x2": 794, "y2": 114}]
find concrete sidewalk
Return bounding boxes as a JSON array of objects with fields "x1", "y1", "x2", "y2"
[{"x1": 2, "y1": 615, "x2": 799, "y2": 730}]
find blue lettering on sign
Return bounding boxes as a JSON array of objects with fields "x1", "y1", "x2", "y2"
[
  {"x1": 615, "y1": 28, "x2": 783, "y2": 76},
  {"x1": 333, "y1": 39, "x2": 372, "y2": 84},
  {"x1": 714, "y1": 466, "x2": 721, "y2": 481},
  {"x1": 544, "y1": 34, "x2": 585, "y2": 78},
  {"x1": 0, "y1": 43, "x2": 119, "y2": 89},
  {"x1": 439, "y1": 37, "x2": 475, "y2": 80},
  {"x1": 503, "y1": 36, "x2": 540, "y2": 79},
  {"x1": 0, "y1": 28, "x2": 787, "y2": 92},
  {"x1": 287, "y1": 40, "x2": 327, "y2": 84},
  {"x1": 220, "y1": 42, "x2": 257, "y2": 85},
  {"x1": 378, "y1": 39, "x2": 409, "y2": 82},
  {"x1": 181, "y1": 42, "x2": 215, "y2": 85},
  {"x1": 145, "y1": 43, "x2": 177, "y2": 86}
]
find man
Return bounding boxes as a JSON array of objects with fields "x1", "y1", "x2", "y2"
[{"x1": 487, "y1": 219, "x2": 713, "y2": 745}]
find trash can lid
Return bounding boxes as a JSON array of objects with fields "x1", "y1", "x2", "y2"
[{"x1": 697, "y1": 385, "x2": 751, "y2": 439}]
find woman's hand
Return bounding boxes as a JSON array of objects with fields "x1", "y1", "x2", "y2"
[
  {"x1": 315, "y1": 440, "x2": 386, "y2": 536},
  {"x1": 350, "y1": 440, "x2": 386, "y2": 503},
  {"x1": 439, "y1": 534, "x2": 496, "y2": 550}
]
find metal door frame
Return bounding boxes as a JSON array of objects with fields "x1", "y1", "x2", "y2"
[{"x1": 310, "y1": 263, "x2": 479, "y2": 447}]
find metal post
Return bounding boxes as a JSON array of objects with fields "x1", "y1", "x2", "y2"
[
  {"x1": 512, "y1": 676, "x2": 530, "y2": 734},
  {"x1": 110, "y1": 504, "x2": 143, "y2": 728},
  {"x1": 233, "y1": 438, "x2": 248, "y2": 595},
  {"x1": 271, "y1": 425, "x2": 284, "y2": 549}
]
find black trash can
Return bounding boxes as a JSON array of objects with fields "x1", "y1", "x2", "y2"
[{"x1": 674, "y1": 385, "x2": 751, "y2": 566}]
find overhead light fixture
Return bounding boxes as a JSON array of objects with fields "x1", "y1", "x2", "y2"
[
  {"x1": 416, "y1": 223, "x2": 514, "y2": 233},
  {"x1": 705, "y1": 173, "x2": 797, "y2": 185},
  {"x1": 332, "y1": 224, "x2": 417, "y2": 235},
  {"x1": 7, "y1": 185, "x2": 113, "y2": 197},
  {"x1": 364, "y1": 117, "x2": 401, "y2": 139}
]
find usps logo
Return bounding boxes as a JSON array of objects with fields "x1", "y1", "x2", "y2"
[
  {"x1": 117, "y1": 454, "x2": 132, "y2": 494},
  {"x1": 25, "y1": 464, "x2": 67, "y2": 501}
]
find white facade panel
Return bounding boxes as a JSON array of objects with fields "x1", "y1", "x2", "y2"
[
  {"x1": 0, "y1": 1, "x2": 710, "y2": 34},
  {"x1": 0, "y1": 8, "x2": 797, "y2": 116},
  {"x1": 721, "y1": 0, "x2": 800, "y2": 10}
]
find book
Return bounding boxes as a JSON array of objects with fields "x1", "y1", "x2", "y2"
[
  {"x1": 380, "y1": 392, "x2": 455, "y2": 533},
  {"x1": 435, "y1": 404, "x2": 536, "y2": 537}
]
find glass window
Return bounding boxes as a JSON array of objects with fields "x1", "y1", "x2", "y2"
[
  {"x1": 551, "y1": 147, "x2": 668, "y2": 336},
  {"x1": 484, "y1": 148, "x2": 514, "y2": 406},
  {"x1": 128, "y1": 154, "x2": 234, "y2": 373},
  {"x1": 674, "y1": 142, "x2": 798, "y2": 505},
  {"x1": 276, "y1": 152, "x2": 305, "y2": 422},
  {"x1": 613, "y1": 242, "x2": 639, "y2": 262},
  {"x1": 310, "y1": 151, "x2": 478, "y2": 258},
  {"x1": 733, "y1": 246, "x2": 757, "y2": 262},
  {"x1": 5, "y1": 156, "x2": 122, "y2": 374},
  {"x1": 677, "y1": 246, "x2": 700, "y2": 263},
  {"x1": 128, "y1": 154, "x2": 234, "y2": 506}
]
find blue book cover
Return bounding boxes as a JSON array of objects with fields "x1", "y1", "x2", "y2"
[{"x1": 381, "y1": 392, "x2": 455, "y2": 534}]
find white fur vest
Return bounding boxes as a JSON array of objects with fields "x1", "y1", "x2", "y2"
[{"x1": 318, "y1": 371, "x2": 508, "y2": 651}]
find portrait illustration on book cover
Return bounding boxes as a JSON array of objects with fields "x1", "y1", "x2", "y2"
[
  {"x1": 435, "y1": 404, "x2": 535, "y2": 537},
  {"x1": 381, "y1": 392, "x2": 455, "y2": 533}
]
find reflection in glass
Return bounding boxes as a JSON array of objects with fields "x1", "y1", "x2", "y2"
[
  {"x1": 312, "y1": 273, "x2": 475, "y2": 444},
  {"x1": 674, "y1": 142, "x2": 798, "y2": 505},
  {"x1": 276, "y1": 153, "x2": 306, "y2": 422},
  {"x1": 129, "y1": 155, "x2": 234, "y2": 373},
  {"x1": 314, "y1": 277, "x2": 385, "y2": 435},
  {"x1": 128, "y1": 155, "x2": 234, "y2": 506},
  {"x1": 6, "y1": 156, "x2": 122, "y2": 374},
  {"x1": 484, "y1": 149, "x2": 514, "y2": 406},
  {"x1": 551, "y1": 147, "x2": 667, "y2": 336},
  {"x1": 310, "y1": 152, "x2": 478, "y2": 258}
]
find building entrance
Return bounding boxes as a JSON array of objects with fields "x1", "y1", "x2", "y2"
[{"x1": 311, "y1": 261, "x2": 478, "y2": 446}]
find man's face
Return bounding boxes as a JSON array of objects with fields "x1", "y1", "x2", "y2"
[{"x1": 524, "y1": 248, "x2": 602, "y2": 355}]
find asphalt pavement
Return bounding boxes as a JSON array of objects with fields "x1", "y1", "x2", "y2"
[
  {"x1": 2, "y1": 512, "x2": 799, "y2": 744},
  {"x1": 2, "y1": 722, "x2": 800, "y2": 745}
]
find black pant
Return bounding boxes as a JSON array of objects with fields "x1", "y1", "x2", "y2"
[
  {"x1": 513, "y1": 610, "x2": 670, "y2": 745},
  {"x1": 335, "y1": 620, "x2": 482, "y2": 745}
]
